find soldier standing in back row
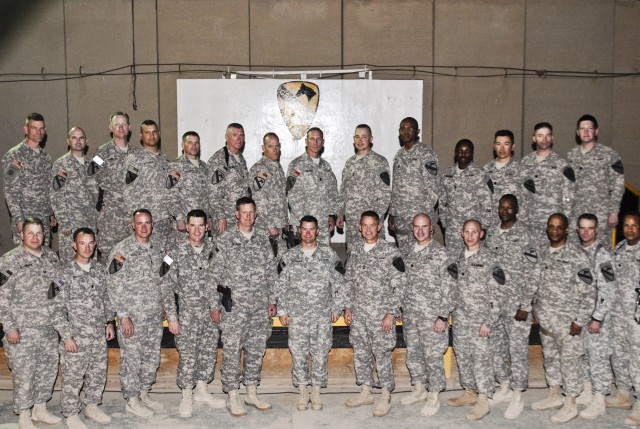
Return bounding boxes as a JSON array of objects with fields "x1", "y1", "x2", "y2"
[
  {"x1": 0, "y1": 217, "x2": 62, "y2": 429},
  {"x1": 50, "y1": 127, "x2": 99, "y2": 262},
  {"x1": 343, "y1": 211, "x2": 405, "y2": 417},
  {"x1": 210, "y1": 197, "x2": 277, "y2": 417},
  {"x1": 388, "y1": 117, "x2": 440, "y2": 255},
  {"x1": 287, "y1": 127, "x2": 340, "y2": 246},
  {"x1": 568, "y1": 114, "x2": 625, "y2": 241},
  {"x1": 276, "y1": 215, "x2": 345, "y2": 411},
  {"x1": 249, "y1": 132, "x2": 288, "y2": 253},
  {"x1": 440, "y1": 139, "x2": 493, "y2": 250},
  {"x1": 337, "y1": 124, "x2": 391, "y2": 250},
  {"x1": 89, "y1": 112, "x2": 140, "y2": 261},
  {"x1": 399, "y1": 213, "x2": 452, "y2": 417},
  {"x1": 529, "y1": 213, "x2": 594, "y2": 424},
  {"x1": 164, "y1": 209, "x2": 225, "y2": 418},
  {"x1": 106, "y1": 209, "x2": 179, "y2": 418},
  {"x1": 2, "y1": 113, "x2": 56, "y2": 247},
  {"x1": 51, "y1": 227, "x2": 115, "y2": 429},
  {"x1": 207, "y1": 123, "x2": 251, "y2": 236}
]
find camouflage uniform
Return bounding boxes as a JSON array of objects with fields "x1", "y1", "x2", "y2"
[
  {"x1": 610, "y1": 241, "x2": 640, "y2": 394},
  {"x1": 88, "y1": 140, "x2": 141, "y2": 260},
  {"x1": 50, "y1": 259, "x2": 114, "y2": 417},
  {"x1": 165, "y1": 238, "x2": 220, "y2": 389},
  {"x1": 449, "y1": 246, "x2": 504, "y2": 397},
  {"x1": 106, "y1": 235, "x2": 177, "y2": 399},
  {"x1": 567, "y1": 144, "x2": 625, "y2": 236},
  {"x1": 286, "y1": 153, "x2": 339, "y2": 245},
  {"x1": 50, "y1": 153, "x2": 99, "y2": 262},
  {"x1": 123, "y1": 149, "x2": 173, "y2": 244},
  {"x1": 579, "y1": 242, "x2": 615, "y2": 395},
  {"x1": 339, "y1": 150, "x2": 391, "y2": 248},
  {"x1": 214, "y1": 228, "x2": 276, "y2": 392},
  {"x1": 483, "y1": 159, "x2": 531, "y2": 225},
  {"x1": 403, "y1": 240, "x2": 452, "y2": 392},
  {"x1": 168, "y1": 155, "x2": 210, "y2": 226},
  {"x1": 2, "y1": 141, "x2": 53, "y2": 246},
  {"x1": 485, "y1": 222, "x2": 537, "y2": 391},
  {"x1": 389, "y1": 142, "x2": 440, "y2": 255},
  {"x1": 275, "y1": 245, "x2": 345, "y2": 387},
  {"x1": 440, "y1": 163, "x2": 493, "y2": 251},
  {"x1": 529, "y1": 243, "x2": 594, "y2": 396},
  {"x1": 0, "y1": 246, "x2": 60, "y2": 414},
  {"x1": 345, "y1": 240, "x2": 405, "y2": 391},
  {"x1": 249, "y1": 156, "x2": 288, "y2": 256},
  {"x1": 207, "y1": 146, "x2": 251, "y2": 229},
  {"x1": 520, "y1": 151, "x2": 575, "y2": 238}
]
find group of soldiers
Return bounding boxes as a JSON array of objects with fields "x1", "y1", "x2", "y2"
[{"x1": 0, "y1": 110, "x2": 637, "y2": 427}]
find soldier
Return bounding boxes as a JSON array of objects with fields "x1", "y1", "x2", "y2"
[
  {"x1": 50, "y1": 228, "x2": 115, "y2": 429},
  {"x1": 484, "y1": 194, "x2": 537, "y2": 419},
  {"x1": 2, "y1": 113, "x2": 56, "y2": 247},
  {"x1": 50, "y1": 127, "x2": 99, "y2": 262},
  {"x1": 529, "y1": 213, "x2": 594, "y2": 423},
  {"x1": 446, "y1": 219, "x2": 503, "y2": 421},
  {"x1": 574, "y1": 213, "x2": 616, "y2": 419},
  {"x1": 337, "y1": 124, "x2": 391, "y2": 250},
  {"x1": 123, "y1": 120, "x2": 174, "y2": 246},
  {"x1": 89, "y1": 112, "x2": 140, "y2": 261},
  {"x1": 609, "y1": 212, "x2": 640, "y2": 425},
  {"x1": 343, "y1": 211, "x2": 405, "y2": 417},
  {"x1": 440, "y1": 139, "x2": 493, "y2": 250},
  {"x1": 286, "y1": 127, "x2": 340, "y2": 245},
  {"x1": 207, "y1": 123, "x2": 251, "y2": 235},
  {"x1": 399, "y1": 213, "x2": 451, "y2": 416},
  {"x1": 169, "y1": 132, "x2": 211, "y2": 238},
  {"x1": 520, "y1": 122, "x2": 575, "y2": 238},
  {"x1": 484, "y1": 130, "x2": 530, "y2": 225},
  {"x1": 249, "y1": 133, "x2": 288, "y2": 252},
  {"x1": 106, "y1": 209, "x2": 179, "y2": 418},
  {"x1": 275, "y1": 215, "x2": 345, "y2": 411},
  {"x1": 210, "y1": 197, "x2": 277, "y2": 417},
  {"x1": 568, "y1": 114, "x2": 625, "y2": 241},
  {"x1": 164, "y1": 209, "x2": 225, "y2": 418},
  {"x1": 0, "y1": 217, "x2": 62, "y2": 429},
  {"x1": 388, "y1": 117, "x2": 440, "y2": 255}
]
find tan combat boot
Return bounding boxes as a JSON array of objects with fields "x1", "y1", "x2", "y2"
[
  {"x1": 244, "y1": 385, "x2": 271, "y2": 411},
  {"x1": 576, "y1": 380, "x2": 592, "y2": 405},
  {"x1": 310, "y1": 385, "x2": 323, "y2": 410},
  {"x1": 193, "y1": 380, "x2": 225, "y2": 408},
  {"x1": 606, "y1": 389, "x2": 633, "y2": 409},
  {"x1": 625, "y1": 400, "x2": 640, "y2": 426},
  {"x1": 551, "y1": 396, "x2": 578, "y2": 423},
  {"x1": 531, "y1": 385, "x2": 563, "y2": 410},
  {"x1": 140, "y1": 389, "x2": 165, "y2": 412},
  {"x1": 504, "y1": 389, "x2": 524, "y2": 419},
  {"x1": 84, "y1": 404, "x2": 111, "y2": 424},
  {"x1": 178, "y1": 388, "x2": 193, "y2": 418},
  {"x1": 373, "y1": 388, "x2": 391, "y2": 417},
  {"x1": 297, "y1": 385, "x2": 309, "y2": 411},
  {"x1": 466, "y1": 393, "x2": 490, "y2": 421},
  {"x1": 65, "y1": 413, "x2": 88, "y2": 429},
  {"x1": 226, "y1": 389, "x2": 247, "y2": 417},
  {"x1": 32, "y1": 402, "x2": 63, "y2": 425},
  {"x1": 580, "y1": 392, "x2": 606, "y2": 419},
  {"x1": 345, "y1": 386, "x2": 375, "y2": 408},
  {"x1": 420, "y1": 391, "x2": 440, "y2": 416},
  {"x1": 125, "y1": 397, "x2": 154, "y2": 418},
  {"x1": 18, "y1": 410, "x2": 35, "y2": 429},
  {"x1": 400, "y1": 382, "x2": 428, "y2": 405},
  {"x1": 446, "y1": 389, "x2": 478, "y2": 407}
]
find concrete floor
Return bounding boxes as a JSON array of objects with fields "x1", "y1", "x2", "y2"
[{"x1": 0, "y1": 345, "x2": 634, "y2": 428}]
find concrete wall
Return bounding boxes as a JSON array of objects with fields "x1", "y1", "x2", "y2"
[{"x1": 0, "y1": 0, "x2": 638, "y2": 252}]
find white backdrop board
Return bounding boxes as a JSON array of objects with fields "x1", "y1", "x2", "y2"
[{"x1": 177, "y1": 78, "x2": 423, "y2": 242}]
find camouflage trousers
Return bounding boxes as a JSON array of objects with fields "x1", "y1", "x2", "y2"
[
  {"x1": 58, "y1": 231, "x2": 76, "y2": 263},
  {"x1": 610, "y1": 315, "x2": 640, "y2": 392},
  {"x1": 2, "y1": 327, "x2": 58, "y2": 414},
  {"x1": 583, "y1": 316, "x2": 612, "y2": 394},
  {"x1": 97, "y1": 206, "x2": 130, "y2": 263},
  {"x1": 403, "y1": 312, "x2": 448, "y2": 392},
  {"x1": 392, "y1": 217, "x2": 414, "y2": 256},
  {"x1": 452, "y1": 321, "x2": 494, "y2": 397},
  {"x1": 443, "y1": 219, "x2": 466, "y2": 253},
  {"x1": 175, "y1": 305, "x2": 220, "y2": 389},
  {"x1": 116, "y1": 315, "x2": 163, "y2": 399},
  {"x1": 150, "y1": 218, "x2": 172, "y2": 249},
  {"x1": 349, "y1": 316, "x2": 396, "y2": 391},
  {"x1": 60, "y1": 336, "x2": 108, "y2": 416},
  {"x1": 492, "y1": 311, "x2": 532, "y2": 391},
  {"x1": 539, "y1": 325, "x2": 585, "y2": 396},
  {"x1": 219, "y1": 307, "x2": 272, "y2": 392},
  {"x1": 287, "y1": 315, "x2": 333, "y2": 387}
]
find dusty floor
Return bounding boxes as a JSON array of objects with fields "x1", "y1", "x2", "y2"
[{"x1": 0, "y1": 346, "x2": 633, "y2": 428}]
